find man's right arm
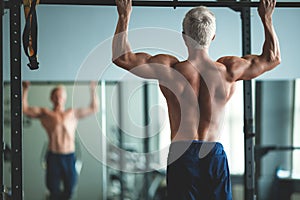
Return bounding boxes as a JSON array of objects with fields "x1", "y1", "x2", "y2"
[
  {"x1": 112, "y1": 0, "x2": 179, "y2": 80},
  {"x1": 218, "y1": 0, "x2": 281, "y2": 81},
  {"x1": 22, "y1": 81, "x2": 44, "y2": 118}
]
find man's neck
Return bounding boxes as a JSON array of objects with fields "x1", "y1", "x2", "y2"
[
  {"x1": 53, "y1": 105, "x2": 65, "y2": 112},
  {"x1": 187, "y1": 47, "x2": 210, "y2": 61}
]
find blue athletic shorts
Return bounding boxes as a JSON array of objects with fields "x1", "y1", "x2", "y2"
[
  {"x1": 46, "y1": 151, "x2": 77, "y2": 200},
  {"x1": 167, "y1": 140, "x2": 232, "y2": 200}
]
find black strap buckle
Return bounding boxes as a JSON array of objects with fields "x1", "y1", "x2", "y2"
[{"x1": 27, "y1": 55, "x2": 39, "y2": 70}]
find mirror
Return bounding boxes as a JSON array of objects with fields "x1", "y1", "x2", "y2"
[{"x1": 3, "y1": 80, "x2": 167, "y2": 199}]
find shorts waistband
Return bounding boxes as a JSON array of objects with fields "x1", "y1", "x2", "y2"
[
  {"x1": 170, "y1": 140, "x2": 223, "y2": 150},
  {"x1": 47, "y1": 151, "x2": 75, "y2": 157},
  {"x1": 168, "y1": 140, "x2": 224, "y2": 161}
]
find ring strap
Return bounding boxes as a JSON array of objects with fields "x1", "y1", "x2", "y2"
[{"x1": 22, "y1": 0, "x2": 39, "y2": 70}]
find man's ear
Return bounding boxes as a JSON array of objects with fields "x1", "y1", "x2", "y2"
[
  {"x1": 182, "y1": 32, "x2": 188, "y2": 44},
  {"x1": 182, "y1": 32, "x2": 185, "y2": 39}
]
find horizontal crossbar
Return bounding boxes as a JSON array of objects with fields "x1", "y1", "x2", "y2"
[
  {"x1": 39, "y1": 0, "x2": 300, "y2": 7},
  {"x1": 40, "y1": 0, "x2": 300, "y2": 7},
  {"x1": 4, "y1": 0, "x2": 300, "y2": 8}
]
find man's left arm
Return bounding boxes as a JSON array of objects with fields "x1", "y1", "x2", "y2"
[{"x1": 74, "y1": 81, "x2": 99, "y2": 119}]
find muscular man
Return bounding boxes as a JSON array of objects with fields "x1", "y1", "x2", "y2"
[
  {"x1": 112, "y1": 0, "x2": 280, "y2": 199},
  {"x1": 22, "y1": 81, "x2": 99, "y2": 200}
]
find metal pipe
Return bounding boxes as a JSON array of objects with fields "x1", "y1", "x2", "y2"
[
  {"x1": 117, "y1": 82, "x2": 125, "y2": 200},
  {"x1": 38, "y1": 0, "x2": 300, "y2": 8},
  {"x1": 143, "y1": 82, "x2": 150, "y2": 200},
  {"x1": 0, "y1": 0, "x2": 4, "y2": 199},
  {"x1": 7, "y1": 80, "x2": 118, "y2": 86},
  {"x1": 9, "y1": 0, "x2": 23, "y2": 199},
  {"x1": 20, "y1": 81, "x2": 102, "y2": 85},
  {"x1": 240, "y1": 0, "x2": 256, "y2": 199}
]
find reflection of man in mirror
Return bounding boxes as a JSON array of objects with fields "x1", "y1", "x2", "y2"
[{"x1": 22, "y1": 81, "x2": 99, "y2": 200}]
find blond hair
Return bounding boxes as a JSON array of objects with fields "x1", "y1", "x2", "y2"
[{"x1": 182, "y1": 6, "x2": 216, "y2": 49}]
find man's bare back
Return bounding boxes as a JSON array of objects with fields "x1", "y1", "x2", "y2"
[{"x1": 160, "y1": 57, "x2": 236, "y2": 142}]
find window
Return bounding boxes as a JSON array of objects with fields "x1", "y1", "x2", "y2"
[{"x1": 222, "y1": 81, "x2": 245, "y2": 175}]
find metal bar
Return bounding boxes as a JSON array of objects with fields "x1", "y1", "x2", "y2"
[
  {"x1": 117, "y1": 83, "x2": 125, "y2": 200},
  {"x1": 0, "y1": 0, "x2": 4, "y2": 199},
  {"x1": 9, "y1": 0, "x2": 23, "y2": 199},
  {"x1": 290, "y1": 80, "x2": 296, "y2": 170},
  {"x1": 256, "y1": 145, "x2": 300, "y2": 151},
  {"x1": 100, "y1": 81, "x2": 107, "y2": 200},
  {"x1": 38, "y1": 0, "x2": 300, "y2": 7},
  {"x1": 254, "y1": 81, "x2": 262, "y2": 196},
  {"x1": 240, "y1": 1, "x2": 256, "y2": 199},
  {"x1": 19, "y1": 80, "x2": 106, "y2": 85},
  {"x1": 9, "y1": 80, "x2": 119, "y2": 86},
  {"x1": 243, "y1": 78, "x2": 256, "y2": 200},
  {"x1": 143, "y1": 82, "x2": 150, "y2": 200}
]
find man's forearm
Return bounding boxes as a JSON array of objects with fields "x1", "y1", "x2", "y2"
[
  {"x1": 22, "y1": 89, "x2": 29, "y2": 112},
  {"x1": 112, "y1": 15, "x2": 132, "y2": 61},
  {"x1": 260, "y1": 14, "x2": 281, "y2": 71},
  {"x1": 90, "y1": 89, "x2": 99, "y2": 112}
]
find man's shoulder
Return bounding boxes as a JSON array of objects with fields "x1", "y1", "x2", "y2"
[
  {"x1": 216, "y1": 56, "x2": 242, "y2": 66},
  {"x1": 149, "y1": 54, "x2": 180, "y2": 67},
  {"x1": 172, "y1": 60, "x2": 190, "y2": 68}
]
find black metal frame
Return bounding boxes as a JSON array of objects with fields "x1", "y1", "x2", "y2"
[
  {"x1": 240, "y1": 2, "x2": 256, "y2": 199},
  {"x1": 143, "y1": 82, "x2": 150, "y2": 200},
  {"x1": 1, "y1": 0, "x2": 300, "y2": 200},
  {"x1": 0, "y1": 1, "x2": 4, "y2": 199},
  {"x1": 4, "y1": 0, "x2": 299, "y2": 7},
  {"x1": 9, "y1": 1, "x2": 23, "y2": 200},
  {"x1": 117, "y1": 82, "x2": 125, "y2": 200}
]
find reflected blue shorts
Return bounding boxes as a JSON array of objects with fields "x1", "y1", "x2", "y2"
[
  {"x1": 167, "y1": 140, "x2": 232, "y2": 200},
  {"x1": 46, "y1": 151, "x2": 77, "y2": 200}
]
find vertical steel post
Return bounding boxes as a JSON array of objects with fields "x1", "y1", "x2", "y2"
[
  {"x1": 9, "y1": 0, "x2": 23, "y2": 199},
  {"x1": 0, "y1": 1, "x2": 4, "y2": 199},
  {"x1": 240, "y1": 2, "x2": 256, "y2": 200},
  {"x1": 101, "y1": 81, "x2": 107, "y2": 200},
  {"x1": 117, "y1": 82, "x2": 125, "y2": 200},
  {"x1": 143, "y1": 82, "x2": 149, "y2": 200}
]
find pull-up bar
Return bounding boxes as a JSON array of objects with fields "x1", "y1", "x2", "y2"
[
  {"x1": 35, "y1": 0, "x2": 300, "y2": 8},
  {"x1": 4, "y1": 0, "x2": 300, "y2": 9}
]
